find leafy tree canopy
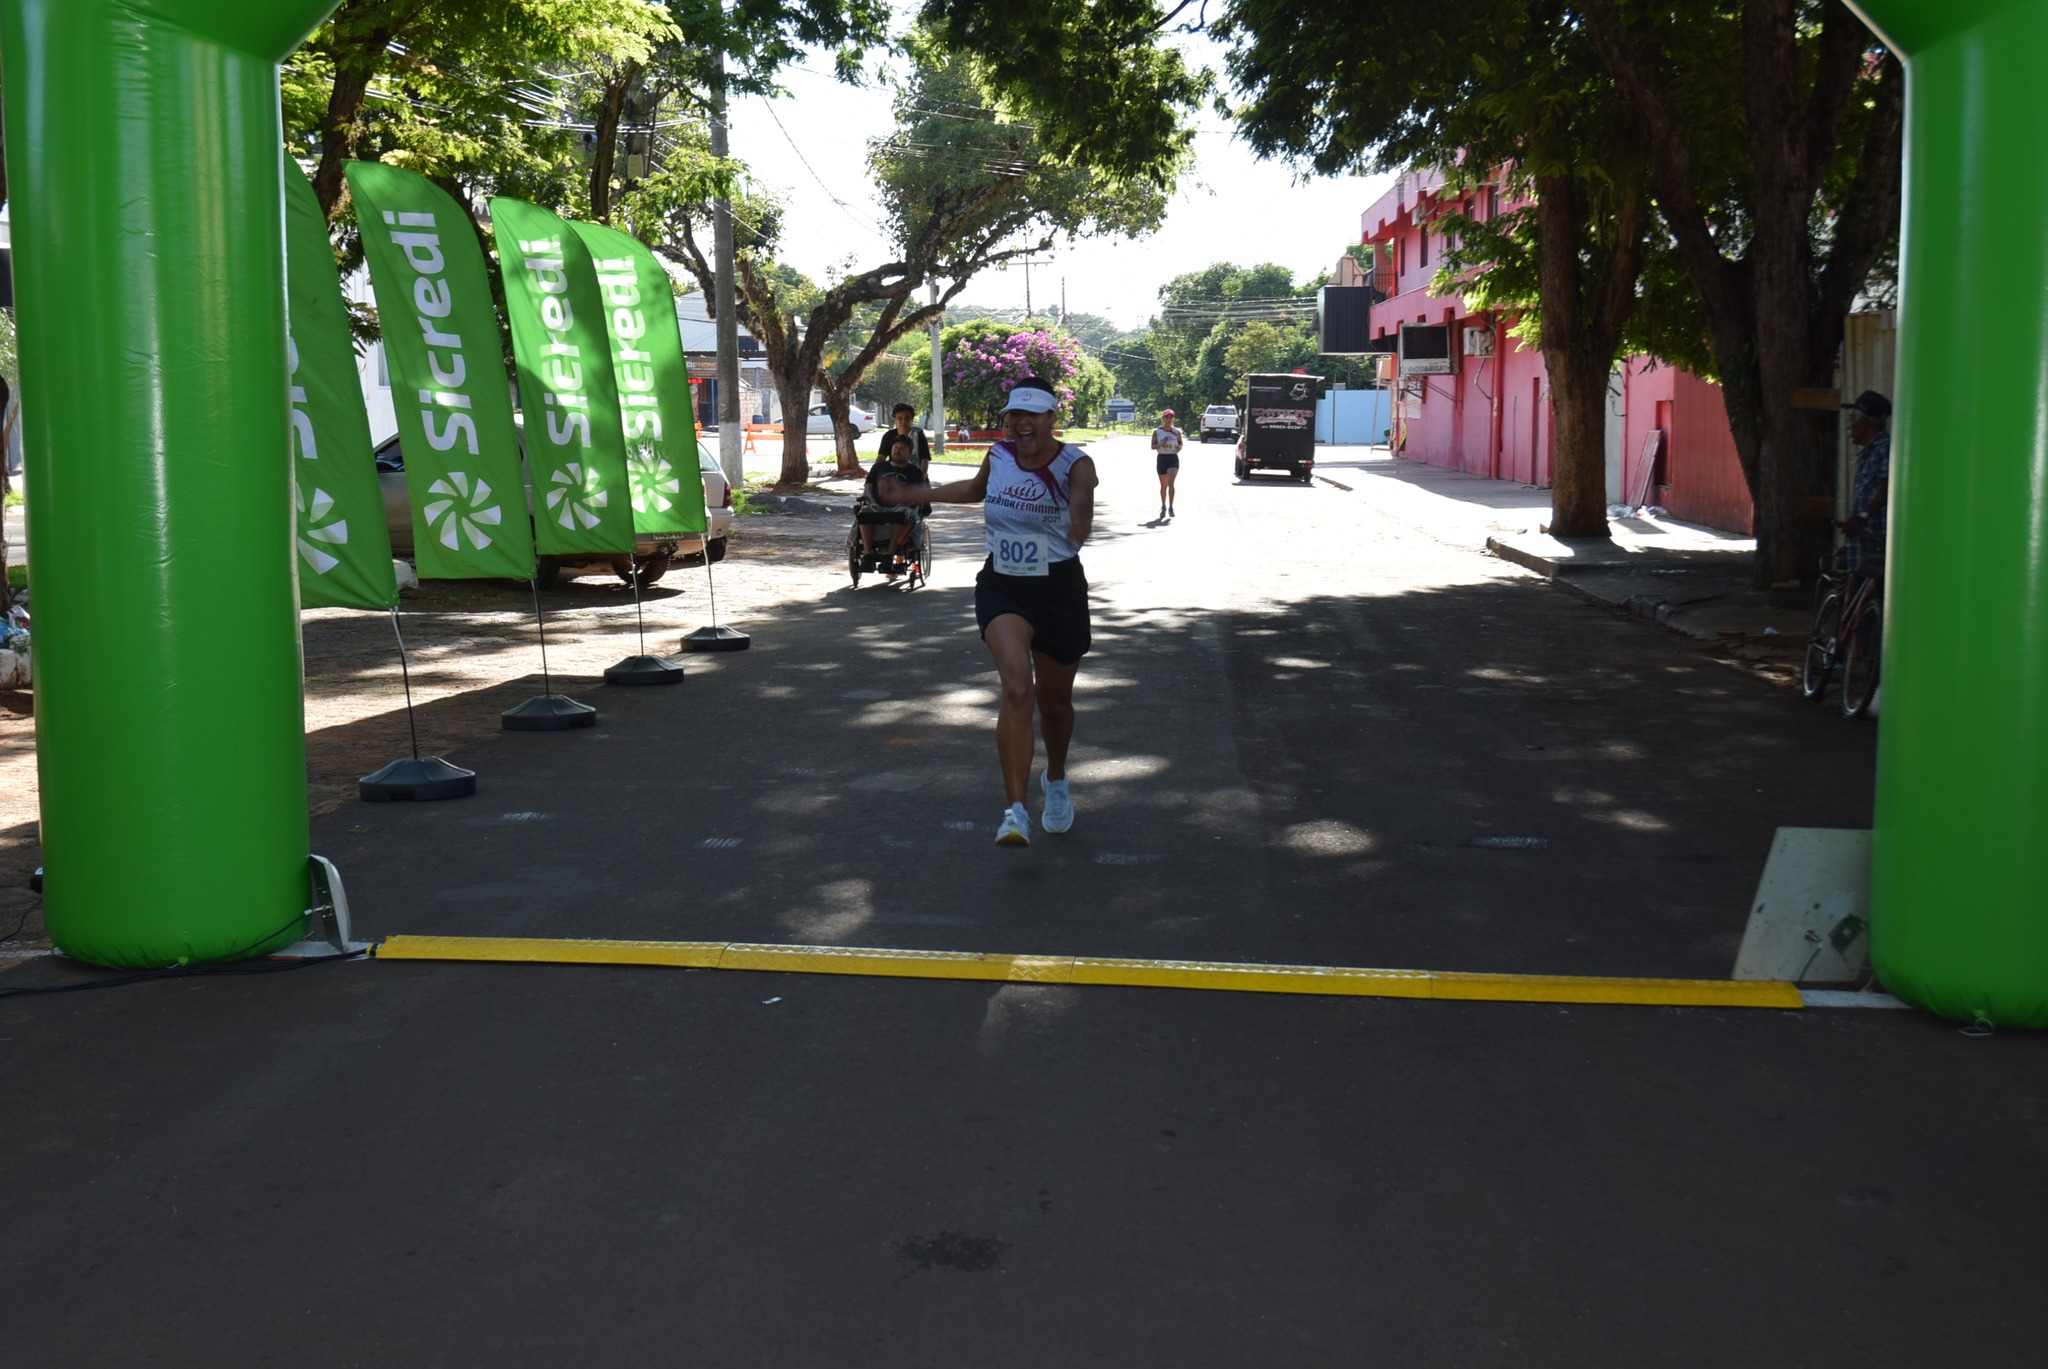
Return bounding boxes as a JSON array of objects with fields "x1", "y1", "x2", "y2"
[{"x1": 913, "y1": 0, "x2": 1209, "y2": 189}]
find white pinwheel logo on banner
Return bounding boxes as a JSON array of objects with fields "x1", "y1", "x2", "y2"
[
  {"x1": 628, "y1": 443, "x2": 681, "y2": 515},
  {"x1": 545, "y1": 462, "x2": 610, "y2": 531},
  {"x1": 422, "y1": 470, "x2": 504, "y2": 550},
  {"x1": 295, "y1": 477, "x2": 348, "y2": 575}
]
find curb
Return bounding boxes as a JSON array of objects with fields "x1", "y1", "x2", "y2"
[
  {"x1": 746, "y1": 493, "x2": 855, "y2": 516},
  {"x1": 1484, "y1": 534, "x2": 1560, "y2": 580}
]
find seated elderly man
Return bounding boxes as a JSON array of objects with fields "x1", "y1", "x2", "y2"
[{"x1": 859, "y1": 433, "x2": 929, "y2": 570}]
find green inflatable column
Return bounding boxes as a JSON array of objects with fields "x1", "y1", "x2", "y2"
[
  {"x1": 0, "y1": 0, "x2": 340, "y2": 966},
  {"x1": 1847, "y1": 0, "x2": 2048, "y2": 1026}
]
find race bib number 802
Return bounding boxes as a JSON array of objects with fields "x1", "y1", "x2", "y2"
[{"x1": 995, "y1": 534, "x2": 1050, "y2": 577}]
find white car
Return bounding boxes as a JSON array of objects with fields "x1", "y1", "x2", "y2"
[
  {"x1": 377, "y1": 435, "x2": 734, "y2": 589},
  {"x1": 807, "y1": 403, "x2": 877, "y2": 436},
  {"x1": 1200, "y1": 404, "x2": 1241, "y2": 443}
]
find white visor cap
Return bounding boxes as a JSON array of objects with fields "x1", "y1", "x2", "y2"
[{"x1": 1000, "y1": 384, "x2": 1058, "y2": 414}]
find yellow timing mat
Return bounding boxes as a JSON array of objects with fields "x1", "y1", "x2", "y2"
[{"x1": 374, "y1": 935, "x2": 1805, "y2": 1010}]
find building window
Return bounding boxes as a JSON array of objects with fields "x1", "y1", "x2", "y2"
[{"x1": 1419, "y1": 227, "x2": 1429, "y2": 269}]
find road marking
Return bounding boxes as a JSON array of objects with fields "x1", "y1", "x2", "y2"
[
  {"x1": 374, "y1": 934, "x2": 1808, "y2": 1010},
  {"x1": 698, "y1": 837, "x2": 742, "y2": 849},
  {"x1": 1469, "y1": 835, "x2": 1550, "y2": 849},
  {"x1": 1798, "y1": 989, "x2": 1910, "y2": 1009}
]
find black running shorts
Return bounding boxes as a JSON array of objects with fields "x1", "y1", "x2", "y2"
[
  {"x1": 1155, "y1": 453, "x2": 1180, "y2": 474},
  {"x1": 975, "y1": 555, "x2": 1091, "y2": 665}
]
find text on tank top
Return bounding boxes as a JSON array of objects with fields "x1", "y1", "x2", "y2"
[{"x1": 985, "y1": 441, "x2": 1083, "y2": 572}]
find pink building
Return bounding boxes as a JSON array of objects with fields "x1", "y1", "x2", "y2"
[{"x1": 1361, "y1": 171, "x2": 1751, "y2": 533}]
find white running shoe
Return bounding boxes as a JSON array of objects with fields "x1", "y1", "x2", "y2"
[
  {"x1": 1040, "y1": 772, "x2": 1074, "y2": 834},
  {"x1": 994, "y1": 802, "x2": 1031, "y2": 847}
]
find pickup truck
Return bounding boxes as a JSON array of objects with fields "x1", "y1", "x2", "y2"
[{"x1": 1200, "y1": 404, "x2": 1241, "y2": 443}]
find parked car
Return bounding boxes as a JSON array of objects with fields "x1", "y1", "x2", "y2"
[
  {"x1": 806, "y1": 403, "x2": 877, "y2": 436},
  {"x1": 1200, "y1": 404, "x2": 1241, "y2": 443},
  {"x1": 376, "y1": 433, "x2": 734, "y2": 589}
]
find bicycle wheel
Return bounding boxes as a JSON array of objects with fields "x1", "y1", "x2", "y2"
[
  {"x1": 1840, "y1": 600, "x2": 1882, "y2": 719},
  {"x1": 1801, "y1": 593, "x2": 1842, "y2": 700}
]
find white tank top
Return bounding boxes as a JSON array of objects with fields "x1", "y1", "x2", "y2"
[{"x1": 985, "y1": 441, "x2": 1084, "y2": 564}]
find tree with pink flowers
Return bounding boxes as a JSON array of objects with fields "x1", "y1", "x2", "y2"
[{"x1": 932, "y1": 321, "x2": 1081, "y2": 427}]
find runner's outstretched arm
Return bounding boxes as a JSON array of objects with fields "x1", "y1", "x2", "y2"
[{"x1": 875, "y1": 458, "x2": 988, "y2": 506}]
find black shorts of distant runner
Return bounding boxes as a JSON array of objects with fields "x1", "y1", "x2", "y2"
[
  {"x1": 1156, "y1": 453, "x2": 1180, "y2": 475},
  {"x1": 974, "y1": 555, "x2": 1091, "y2": 665}
]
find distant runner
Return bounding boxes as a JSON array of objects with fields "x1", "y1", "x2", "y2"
[
  {"x1": 872, "y1": 377, "x2": 1098, "y2": 846},
  {"x1": 1151, "y1": 409, "x2": 1183, "y2": 519}
]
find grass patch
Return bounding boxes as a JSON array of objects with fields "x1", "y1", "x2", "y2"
[
  {"x1": 6, "y1": 564, "x2": 24, "y2": 592},
  {"x1": 2, "y1": 487, "x2": 21, "y2": 509}
]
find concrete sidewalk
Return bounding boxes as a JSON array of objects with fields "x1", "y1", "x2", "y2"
[{"x1": 1317, "y1": 444, "x2": 1814, "y2": 651}]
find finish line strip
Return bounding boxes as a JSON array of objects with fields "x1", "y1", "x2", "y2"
[{"x1": 374, "y1": 935, "x2": 1806, "y2": 1009}]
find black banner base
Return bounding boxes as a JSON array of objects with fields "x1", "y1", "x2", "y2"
[
  {"x1": 359, "y1": 756, "x2": 478, "y2": 802},
  {"x1": 681, "y1": 625, "x2": 751, "y2": 653},
  {"x1": 604, "y1": 654, "x2": 685, "y2": 685},
  {"x1": 502, "y1": 694, "x2": 599, "y2": 730}
]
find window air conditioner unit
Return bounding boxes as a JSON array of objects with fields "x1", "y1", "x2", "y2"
[
  {"x1": 1463, "y1": 326, "x2": 1495, "y2": 357},
  {"x1": 1398, "y1": 323, "x2": 1453, "y2": 375}
]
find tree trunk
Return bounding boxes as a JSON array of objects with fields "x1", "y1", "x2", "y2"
[
  {"x1": 1746, "y1": 320, "x2": 1839, "y2": 585},
  {"x1": 769, "y1": 333, "x2": 814, "y2": 487},
  {"x1": 588, "y1": 62, "x2": 640, "y2": 224},
  {"x1": 827, "y1": 390, "x2": 861, "y2": 477},
  {"x1": 313, "y1": 60, "x2": 379, "y2": 217},
  {"x1": 817, "y1": 379, "x2": 866, "y2": 477},
  {"x1": 1532, "y1": 165, "x2": 1646, "y2": 540},
  {"x1": 311, "y1": 10, "x2": 407, "y2": 218},
  {"x1": 1544, "y1": 343, "x2": 1613, "y2": 537}
]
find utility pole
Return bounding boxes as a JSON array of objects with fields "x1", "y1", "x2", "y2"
[
  {"x1": 929, "y1": 279, "x2": 945, "y2": 455},
  {"x1": 1023, "y1": 256, "x2": 1032, "y2": 321},
  {"x1": 710, "y1": 52, "x2": 743, "y2": 490}
]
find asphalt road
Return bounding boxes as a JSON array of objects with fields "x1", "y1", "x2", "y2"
[{"x1": 4, "y1": 437, "x2": 2041, "y2": 1366}]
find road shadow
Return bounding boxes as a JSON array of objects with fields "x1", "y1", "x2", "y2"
[{"x1": 302, "y1": 546, "x2": 1876, "y2": 984}]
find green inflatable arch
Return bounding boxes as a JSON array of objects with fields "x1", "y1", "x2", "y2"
[
  {"x1": 1, "y1": 0, "x2": 337, "y2": 966},
  {"x1": 1845, "y1": 0, "x2": 2048, "y2": 1027},
  {"x1": 2, "y1": 0, "x2": 2043, "y2": 1020}
]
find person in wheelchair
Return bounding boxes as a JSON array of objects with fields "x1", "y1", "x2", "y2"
[{"x1": 859, "y1": 434, "x2": 930, "y2": 571}]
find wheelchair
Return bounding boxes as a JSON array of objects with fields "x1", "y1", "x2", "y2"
[{"x1": 846, "y1": 497, "x2": 933, "y2": 588}]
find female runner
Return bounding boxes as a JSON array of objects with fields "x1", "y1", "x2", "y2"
[{"x1": 872, "y1": 377, "x2": 1097, "y2": 846}]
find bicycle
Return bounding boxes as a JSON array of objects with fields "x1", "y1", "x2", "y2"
[{"x1": 1801, "y1": 555, "x2": 1883, "y2": 718}]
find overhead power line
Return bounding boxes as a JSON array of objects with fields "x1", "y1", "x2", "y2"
[{"x1": 759, "y1": 99, "x2": 890, "y2": 242}]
